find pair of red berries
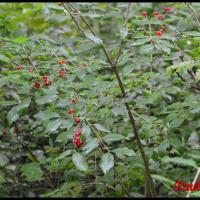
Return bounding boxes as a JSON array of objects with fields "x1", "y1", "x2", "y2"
[
  {"x1": 155, "y1": 25, "x2": 167, "y2": 37},
  {"x1": 73, "y1": 129, "x2": 84, "y2": 148},
  {"x1": 152, "y1": 11, "x2": 164, "y2": 20},
  {"x1": 68, "y1": 109, "x2": 81, "y2": 124},
  {"x1": 142, "y1": 11, "x2": 163, "y2": 20},
  {"x1": 42, "y1": 75, "x2": 51, "y2": 88},
  {"x1": 16, "y1": 65, "x2": 35, "y2": 72},
  {"x1": 33, "y1": 75, "x2": 50, "y2": 89}
]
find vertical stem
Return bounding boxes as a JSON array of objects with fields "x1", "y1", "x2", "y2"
[
  {"x1": 186, "y1": 168, "x2": 200, "y2": 198},
  {"x1": 63, "y1": 3, "x2": 156, "y2": 197}
]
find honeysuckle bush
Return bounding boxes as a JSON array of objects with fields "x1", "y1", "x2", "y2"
[{"x1": 0, "y1": 2, "x2": 200, "y2": 198}]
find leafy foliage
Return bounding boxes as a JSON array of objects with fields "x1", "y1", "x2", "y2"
[{"x1": 0, "y1": 2, "x2": 200, "y2": 198}]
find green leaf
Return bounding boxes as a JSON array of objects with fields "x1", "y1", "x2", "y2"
[
  {"x1": 0, "y1": 173, "x2": 5, "y2": 184},
  {"x1": 112, "y1": 147, "x2": 136, "y2": 158},
  {"x1": 189, "y1": 107, "x2": 200, "y2": 114},
  {"x1": 0, "y1": 153, "x2": 9, "y2": 167},
  {"x1": 0, "y1": 54, "x2": 10, "y2": 63},
  {"x1": 140, "y1": 44, "x2": 154, "y2": 54},
  {"x1": 82, "y1": 138, "x2": 99, "y2": 154},
  {"x1": 36, "y1": 94, "x2": 58, "y2": 105},
  {"x1": 102, "y1": 133, "x2": 125, "y2": 143},
  {"x1": 100, "y1": 153, "x2": 114, "y2": 174},
  {"x1": 72, "y1": 153, "x2": 88, "y2": 172},
  {"x1": 184, "y1": 31, "x2": 200, "y2": 37},
  {"x1": 50, "y1": 159, "x2": 59, "y2": 172},
  {"x1": 6, "y1": 97, "x2": 31, "y2": 124},
  {"x1": 46, "y1": 119, "x2": 62, "y2": 133},
  {"x1": 162, "y1": 157, "x2": 198, "y2": 169},
  {"x1": 17, "y1": 97, "x2": 31, "y2": 110},
  {"x1": 82, "y1": 125, "x2": 92, "y2": 137},
  {"x1": 152, "y1": 174, "x2": 174, "y2": 186},
  {"x1": 13, "y1": 36, "x2": 29, "y2": 43},
  {"x1": 21, "y1": 162, "x2": 43, "y2": 182},
  {"x1": 94, "y1": 123, "x2": 110, "y2": 133},
  {"x1": 7, "y1": 106, "x2": 19, "y2": 125},
  {"x1": 167, "y1": 60, "x2": 195, "y2": 76},
  {"x1": 133, "y1": 19, "x2": 161, "y2": 26},
  {"x1": 85, "y1": 33, "x2": 103, "y2": 44},
  {"x1": 131, "y1": 38, "x2": 151, "y2": 46},
  {"x1": 169, "y1": 118, "x2": 184, "y2": 128},
  {"x1": 56, "y1": 150, "x2": 72, "y2": 160},
  {"x1": 56, "y1": 132, "x2": 68, "y2": 143},
  {"x1": 34, "y1": 111, "x2": 60, "y2": 121}
]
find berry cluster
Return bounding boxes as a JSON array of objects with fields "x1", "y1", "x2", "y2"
[
  {"x1": 73, "y1": 129, "x2": 84, "y2": 148},
  {"x1": 67, "y1": 96, "x2": 83, "y2": 148},
  {"x1": 141, "y1": 6, "x2": 172, "y2": 37},
  {"x1": 15, "y1": 59, "x2": 66, "y2": 90},
  {"x1": 16, "y1": 65, "x2": 34, "y2": 72}
]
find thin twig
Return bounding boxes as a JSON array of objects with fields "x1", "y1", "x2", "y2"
[
  {"x1": 185, "y1": 3, "x2": 200, "y2": 27},
  {"x1": 22, "y1": 45, "x2": 36, "y2": 68},
  {"x1": 186, "y1": 167, "x2": 200, "y2": 198}
]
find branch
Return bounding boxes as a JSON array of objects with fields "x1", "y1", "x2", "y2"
[
  {"x1": 186, "y1": 167, "x2": 200, "y2": 198},
  {"x1": 63, "y1": 3, "x2": 156, "y2": 197},
  {"x1": 185, "y1": 3, "x2": 200, "y2": 27}
]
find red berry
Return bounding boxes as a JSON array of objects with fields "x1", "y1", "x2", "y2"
[
  {"x1": 141, "y1": 11, "x2": 147, "y2": 17},
  {"x1": 68, "y1": 109, "x2": 75, "y2": 115},
  {"x1": 16, "y1": 65, "x2": 24, "y2": 70},
  {"x1": 58, "y1": 60, "x2": 65, "y2": 65},
  {"x1": 152, "y1": 11, "x2": 159, "y2": 17},
  {"x1": 77, "y1": 128, "x2": 82, "y2": 133},
  {"x1": 34, "y1": 82, "x2": 40, "y2": 89},
  {"x1": 73, "y1": 138, "x2": 79, "y2": 143},
  {"x1": 42, "y1": 75, "x2": 48, "y2": 82},
  {"x1": 155, "y1": 31, "x2": 163, "y2": 37},
  {"x1": 72, "y1": 97, "x2": 78, "y2": 104},
  {"x1": 74, "y1": 129, "x2": 82, "y2": 137},
  {"x1": 59, "y1": 70, "x2": 65, "y2": 78},
  {"x1": 44, "y1": 81, "x2": 50, "y2": 88},
  {"x1": 75, "y1": 117, "x2": 81, "y2": 124},
  {"x1": 29, "y1": 69, "x2": 34, "y2": 72},
  {"x1": 162, "y1": 25, "x2": 167, "y2": 31},
  {"x1": 74, "y1": 139, "x2": 83, "y2": 148},
  {"x1": 158, "y1": 14, "x2": 164, "y2": 20},
  {"x1": 163, "y1": 7, "x2": 171, "y2": 12},
  {"x1": 75, "y1": 132, "x2": 81, "y2": 137}
]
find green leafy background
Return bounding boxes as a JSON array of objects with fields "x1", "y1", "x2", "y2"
[{"x1": 0, "y1": 2, "x2": 200, "y2": 198}]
